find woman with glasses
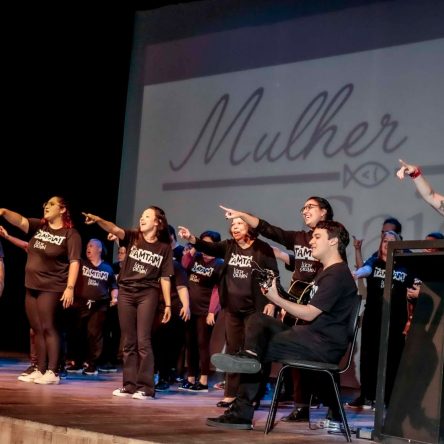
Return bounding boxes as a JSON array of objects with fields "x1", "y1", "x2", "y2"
[
  {"x1": 0, "y1": 197, "x2": 81, "y2": 385},
  {"x1": 219, "y1": 197, "x2": 341, "y2": 423}
]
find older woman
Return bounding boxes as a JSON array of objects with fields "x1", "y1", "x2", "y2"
[{"x1": 178, "y1": 217, "x2": 278, "y2": 407}]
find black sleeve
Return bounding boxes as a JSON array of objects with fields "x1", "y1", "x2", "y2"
[
  {"x1": 194, "y1": 238, "x2": 228, "y2": 259},
  {"x1": 256, "y1": 219, "x2": 296, "y2": 251}
]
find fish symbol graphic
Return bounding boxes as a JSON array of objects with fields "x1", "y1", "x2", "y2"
[{"x1": 343, "y1": 162, "x2": 390, "y2": 188}]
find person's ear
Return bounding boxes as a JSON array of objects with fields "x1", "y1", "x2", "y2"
[{"x1": 328, "y1": 237, "x2": 338, "y2": 246}]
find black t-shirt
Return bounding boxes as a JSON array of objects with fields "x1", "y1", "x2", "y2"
[
  {"x1": 173, "y1": 244, "x2": 184, "y2": 262},
  {"x1": 187, "y1": 254, "x2": 223, "y2": 315},
  {"x1": 257, "y1": 220, "x2": 322, "y2": 290},
  {"x1": 118, "y1": 229, "x2": 174, "y2": 295},
  {"x1": 25, "y1": 218, "x2": 82, "y2": 292},
  {"x1": 292, "y1": 261, "x2": 357, "y2": 363},
  {"x1": 0, "y1": 240, "x2": 4, "y2": 258},
  {"x1": 75, "y1": 258, "x2": 118, "y2": 302},
  {"x1": 226, "y1": 243, "x2": 256, "y2": 313},
  {"x1": 158, "y1": 260, "x2": 188, "y2": 313},
  {"x1": 365, "y1": 257, "x2": 413, "y2": 334}
]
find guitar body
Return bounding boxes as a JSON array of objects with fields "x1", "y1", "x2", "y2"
[{"x1": 277, "y1": 279, "x2": 313, "y2": 325}]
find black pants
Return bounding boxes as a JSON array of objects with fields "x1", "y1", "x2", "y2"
[
  {"x1": 25, "y1": 290, "x2": 61, "y2": 373},
  {"x1": 118, "y1": 290, "x2": 159, "y2": 396},
  {"x1": 152, "y1": 304, "x2": 185, "y2": 382},
  {"x1": 185, "y1": 314, "x2": 213, "y2": 378},
  {"x1": 100, "y1": 304, "x2": 121, "y2": 364},
  {"x1": 235, "y1": 312, "x2": 338, "y2": 421},
  {"x1": 66, "y1": 300, "x2": 108, "y2": 366},
  {"x1": 224, "y1": 310, "x2": 257, "y2": 398}
]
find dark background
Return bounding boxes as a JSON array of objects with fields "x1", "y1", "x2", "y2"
[{"x1": 0, "y1": 1, "x2": 197, "y2": 351}]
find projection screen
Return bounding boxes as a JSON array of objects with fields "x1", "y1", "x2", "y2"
[{"x1": 117, "y1": 0, "x2": 444, "y2": 285}]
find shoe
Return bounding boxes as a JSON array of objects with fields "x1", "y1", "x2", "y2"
[
  {"x1": 326, "y1": 407, "x2": 342, "y2": 422},
  {"x1": 98, "y1": 362, "x2": 118, "y2": 373},
  {"x1": 311, "y1": 395, "x2": 321, "y2": 408},
  {"x1": 346, "y1": 395, "x2": 374, "y2": 410},
  {"x1": 112, "y1": 387, "x2": 134, "y2": 397},
  {"x1": 175, "y1": 376, "x2": 186, "y2": 384},
  {"x1": 326, "y1": 419, "x2": 342, "y2": 432},
  {"x1": 281, "y1": 406, "x2": 310, "y2": 422},
  {"x1": 217, "y1": 399, "x2": 235, "y2": 408},
  {"x1": 178, "y1": 380, "x2": 195, "y2": 391},
  {"x1": 34, "y1": 370, "x2": 60, "y2": 385},
  {"x1": 83, "y1": 364, "x2": 98, "y2": 376},
  {"x1": 189, "y1": 382, "x2": 209, "y2": 392},
  {"x1": 66, "y1": 363, "x2": 84, "y2": 374},
  {"x1": 58, "y1": 367, "x2": 68, "y2": 379},
  {"x1": 155, "y1": 380, "x2": 170, "y2": 392},
  {"x1": 20, "y1": 364, "x2": 37, "y2": 376},
  {"x1": 213, "y1": 380, "x2": 225, "y2": 390},
  {"x1": 211, "y1": 352, "x2": 261, "y2": 374},
  {"x1": 18, "y1": 369, "x2": 43, "y2": 383},
  {"x1": 206, "y1": 412, "x2": 253, "y2": 430},
  {"x1": 132, "y1": 391, "x2": 155, "y2": 400}
]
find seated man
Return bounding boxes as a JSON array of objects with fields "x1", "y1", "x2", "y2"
[{"x1": 207, "y1": 220, "x2": 358, "y2": 430}]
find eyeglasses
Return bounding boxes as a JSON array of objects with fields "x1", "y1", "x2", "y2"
[
  {"x1": 300, "y1": 204, "x2": 320, "y2": 214},
  {"x1": 42, "y1": 201, "x2": 61, "y2": 209}
]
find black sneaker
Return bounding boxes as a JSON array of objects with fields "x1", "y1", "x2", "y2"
[
  {"x1": 98, "y1": 362, "x2": 118, "y2": 373},
  {"x1": 281, "y1": 406, "x2": 310, "y2": 422},
  {"x1": 66, "y1": 363, "x2": 84, "y2": 373},
  {"x1": 83, "y1": 364, "x2": 98, "y2": 376},
  {"x1": 178, "y1": 380, "x2": 195, "y2": 391},
  {"x1": 211, "y1": 352, "x2": 261, "y2": 374},
  {"x1": 155, "y1": 380, "x2": 170, "y2": 392},
  {"x1": 346, "y1": 395, "x2": 374, "y2": 410},
  {"x1": 58, "y1": 367, "x2": 68, "y2": 379},
  {"x1": 206, "y1": 412, "x2": 253, "y2": 430},
  {"x1": 326, "y1": 407, "x2": 342, "y2": 422},
  {"x1": 189, "y1": 382, "x2": 209, "y2": 392}
]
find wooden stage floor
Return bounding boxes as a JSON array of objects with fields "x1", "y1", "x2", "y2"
[{"x1": 0, "y1": 353, "x2": 374, "y2": 443}]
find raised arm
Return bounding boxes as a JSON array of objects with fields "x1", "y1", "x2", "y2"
[
  {"x1": 0, "y1": 256, "x2": 4, "y2": 298},
  {"x1": 0, "y1": 208, "x2": 29, "y2": 233},
  {"x1": 0, "y1": 226, "x2": 29, "y2": 251},
  {"x1": 82, "y1": 212, "x2": 125, "y2": 239},
  {"x1": 397, "y1": 159, "x2": 444, "y2": 216},
  {"x1": 219, "y1": 205, "x2": 259, "y2": 228},
  {"x1": 352, "y1": 235, "x2": 364, "y2": 269}
]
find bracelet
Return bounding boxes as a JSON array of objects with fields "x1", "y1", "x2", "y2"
[
  {"x1": 409, "y1": 168, "x2": 422, "y2": 179},
  {"x1": 165, "y1": 305, "x2": 171, "y2": 307},
  {"x1": 67, "y1": 285, "x2": 74, "y2": 290}
]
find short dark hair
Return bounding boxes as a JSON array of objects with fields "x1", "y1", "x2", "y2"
[
  {"x1": 383, "y1": 217, "x2": 402, "y2": 234},
  {"x1": 426, "y1": 231, "x2": 444, "y2": 240},
  {"x1": 168, "y1": 224, "x2": 177, "y2": 241},
  {"x1": 200, "y1": 230, "x2": 221, "y2": 242},
  {"x1": 315, "y1": 220, "x2": 349, "y2": 261}
]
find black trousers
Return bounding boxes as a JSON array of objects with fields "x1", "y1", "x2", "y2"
[
  {"x1": 235, "y1": 312, "x2": 338, "y2": 421},
  {"x1": 66, "y1": 300, "x2": 108, "y2": 366}
]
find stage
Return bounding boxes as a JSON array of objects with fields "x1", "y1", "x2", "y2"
[{"x1": 0, "y1": 353, "x2": 374, "y2": 443}]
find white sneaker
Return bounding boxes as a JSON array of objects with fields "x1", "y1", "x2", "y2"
[
  {"x1": 112, "y1": 387, "x2": 133, "y2": 398},
  {"x1": 34, "y1": 370, "x2": 60, "y2": 385},
  {"x1": 132, "y1": 391, "x2": 155, "y2": 400},
  {"x1": 18, "y1": 369, "x2": 43, "y2": 383}
]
